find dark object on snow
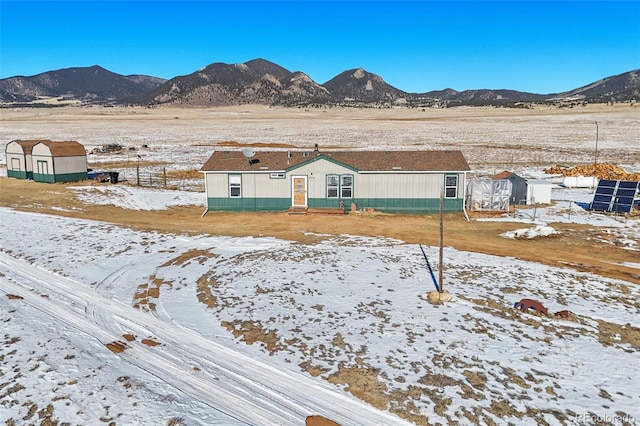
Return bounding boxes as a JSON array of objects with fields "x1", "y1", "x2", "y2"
[
  {"x1": 553, "y1": 309, "x2": 574, "y2": 319},
  {"x1": 88, "y1": 171, "x2": 119, "y2": 183},
  {"x1": 514, "y1": 298, "x2": 548, "y2": 316}
]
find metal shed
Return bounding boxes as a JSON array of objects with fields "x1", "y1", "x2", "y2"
[
  {"x1": 5, "y1": 139, "x2": 47, "y2": 180},
  {"x1": 492, "y1": 170, "x2": 527, "y2": 205},
  {"x1": 31, "y1": 140, "x2": 88, "y2": 183},
  {"x1": 526, "y1": 179, "x2": 553, "y2": 205}
]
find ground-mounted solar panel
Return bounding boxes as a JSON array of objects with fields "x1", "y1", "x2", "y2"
[
  {"x1": 590, "y1": 180, "x2": 639, "y2": 213},
  {"x1": 619, "y1": 181, "x2": 639, "y2": 190}
]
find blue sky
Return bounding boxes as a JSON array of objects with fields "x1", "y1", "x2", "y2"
[{"x1": 1, "y1": 1, "x2": 638, "y2": 94}]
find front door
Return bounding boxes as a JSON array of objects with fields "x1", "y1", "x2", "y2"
[{"x1": 292, "y1": 176, "x2": 308, "y2": 207}]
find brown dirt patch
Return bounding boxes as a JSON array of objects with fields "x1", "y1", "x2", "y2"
[
  {"x1": 6, "y1": 294, "x2": 23, "y2": 300},
  {"x1": 105, "y1": 341, "x2": 127, "y2": 353},
  {"x1": 141, "y1": 339, "x2": 161, "y2": 347},
  {"x1": 122, "y1": 334, "x2": 136, "y2": 342},
  {"x1": 305, "y1": 415, "x2": 341, "y2": 426}
]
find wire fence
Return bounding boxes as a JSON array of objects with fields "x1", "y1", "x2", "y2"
[{"x1": 104, "y1": 167, "x2": 204, "y2": 192}]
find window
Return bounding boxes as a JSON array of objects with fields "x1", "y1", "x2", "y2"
[
  {"x1": 229, "y1": 174, "x2": 242, "y2": 197},
  {"x1": 341, "y1": 175, "x2": 353, "y2": 198},
  {"x1": 327, "y1": 175, "x2": 339, "y2": 198},
  {"x1": 445, "y1": 175, "x2": 458, "y2": 198},
  {"x1": 270, "y1": 172, "x2": 285, "y2": 179},
  {"x1": 327, "y1": 174, "x2": 353, "y2": 199}
]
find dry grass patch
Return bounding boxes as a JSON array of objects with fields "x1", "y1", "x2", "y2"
[
  {"x1": 326, "y1": 364, "x2": 389, "y2": 410},
  {"x1": 161, "y1": 249, "x2": 217, "y2": 267},
  {"x1": 221, "y1": 320, "x2": 284, "y2": 354},
  {"x1": 299, "y1": 360, "x2": 331, "y2": 377},
  {"x1": 596, "y1": 320, "x2": 640, "y2": 351},
  {"x1": 87, "y1": 159, "x2": 166, "y2": 169},
  {"x1": 463, "y1": 370, "x2": 488, "y2": 390},
  {"x1": 164, "y1": 168, "x2": 202, "y2": 180},
  {"x1": 196, "y1": 273, "x2": 218, "y2": 308},
  {"x1": 141, "y1": 339, "x2": 161, "y2": 347}
]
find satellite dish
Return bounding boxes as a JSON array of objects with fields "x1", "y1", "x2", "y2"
[{"x1": 242, "y1": 148, "x2": 256, "y2": 158}]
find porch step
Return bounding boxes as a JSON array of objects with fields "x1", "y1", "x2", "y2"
[
  {"x1": 287, "y1": 207, "x2": 346, "y2": 215},
  {"x1": 287, "y1": 206, "x2": 308, "y2": 215},
  {"x1": 307, "y1": 208, "x2": 346, "y2": 215}
]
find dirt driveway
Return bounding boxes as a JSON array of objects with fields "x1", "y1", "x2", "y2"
[{"x1": 1, "y1": 178, "x2": 638, "y2": 286}]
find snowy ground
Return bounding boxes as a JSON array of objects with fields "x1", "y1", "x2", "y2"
[{"x1": 1, "y1": 183, "x2": 639, "y2": 426}]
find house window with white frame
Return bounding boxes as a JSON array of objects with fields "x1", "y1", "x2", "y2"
[
  {"x1": 327, "y1": 174, "x2": 353, "y2": 199},
  {"x1": 445, "y1": 175, "x2": 458, "y2": 198},
  {"x1": 327, "y1": 174, "x2": 339, "y2": 198},
  {"x1": 341, "y1": 175, "x2": 353, "y2": 198},
  {"x1": 229, "y1": 174, "x2": 242, "y2": 197}
]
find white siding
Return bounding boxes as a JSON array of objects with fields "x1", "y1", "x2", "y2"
[
  {"x1": 5, "y1": 142, "x2": 30, "y2": 172},
  {"x1": 357, "y1": 173, "x2": 448, "y2": 198},
  {"x1": 53, "y1": 156, "x2": 87, "y2": 174},
  {"x1": 206, "y1": 172, "x2": 291, "y2": 198},
  {"x1": 291, "y1": 161, "x2": 354, "y2": 200},
  {"x1": 205, "y1": 174, "x2": 230, "y2": 197}
]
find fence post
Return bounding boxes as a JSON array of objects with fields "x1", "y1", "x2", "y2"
[{"x1": 163, "y1": 168, "x2": 167, "y2": 189}]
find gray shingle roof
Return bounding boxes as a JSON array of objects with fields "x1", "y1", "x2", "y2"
[{"x1": 201, "y1": 150, "x2": 470, "y2": 172}]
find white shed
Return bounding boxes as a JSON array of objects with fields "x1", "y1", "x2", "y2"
[
  {"x1": 526, "y1": 179, "x2": 553, "y2": 205},
  {"x1": 5, "y1": 139, "x2": 47, "y2": 180},
  {"x1": 31, "y1": 140, "x2": 88, "y2": 183}
]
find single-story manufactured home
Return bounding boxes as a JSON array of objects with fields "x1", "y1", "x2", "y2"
[
  {"x1": 200, "y1": 148, "x2": 471, "y2": 214},
  {"x1": 30, "y1": 140, "x2": 88, "y2": 183},
  {"x1": 5, "y1": 139, "x2": 46, "y2": 180}
]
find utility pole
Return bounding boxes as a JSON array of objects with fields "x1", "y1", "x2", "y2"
[
  {"x1": 439, "y1": 186, "x2": 444, "y2": 293},
  {"x1": 594, "y1": 120, "x2": 599, "y2": 169},
  {"x1": 593, "y1": 121, "x2": 599, "y2": 191},
  {"x1": 136, "y1": 155, "x2": 141, "y2": 186}
]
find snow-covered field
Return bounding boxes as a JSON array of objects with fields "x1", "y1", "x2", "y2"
[
  {"x1": 1, "y1": 183, "x2": 639, "y2": 425},
  {"x1": 1, "y1": 105, "x2": 639, "y2": 425}
]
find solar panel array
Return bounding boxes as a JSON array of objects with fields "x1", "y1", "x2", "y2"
[{"x1": 590, "y1": 180, "x2": 639, "y2": 213}]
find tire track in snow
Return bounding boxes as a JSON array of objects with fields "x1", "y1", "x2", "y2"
[{"x1": 0, "y1": 253, "x2": 411, "y2": 425}]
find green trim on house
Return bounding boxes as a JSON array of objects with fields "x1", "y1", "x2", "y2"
[
  {"x1": 349, "y1": 197, "x2": 463, "y2": 214},
  {"x1": 33, "y1": 171, "x2": 88, "y2": 183},
  {"x1": 207, "y1": 196, "x2": 463, "y2": 213},
  {"x1": 7, "y1": 170, "x2": 31, "y2": 180},
  {"x1": 207, "y1": 197, "x2": 291, "y2": 211}
]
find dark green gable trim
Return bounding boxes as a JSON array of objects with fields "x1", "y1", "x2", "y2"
[{"x1": 285, "y1": 154, "x2": 360, "y2": 173}]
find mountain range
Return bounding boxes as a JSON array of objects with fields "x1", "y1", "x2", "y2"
[{"x1": 1, "y1": 58, "x2": 638, "y2": 107}]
